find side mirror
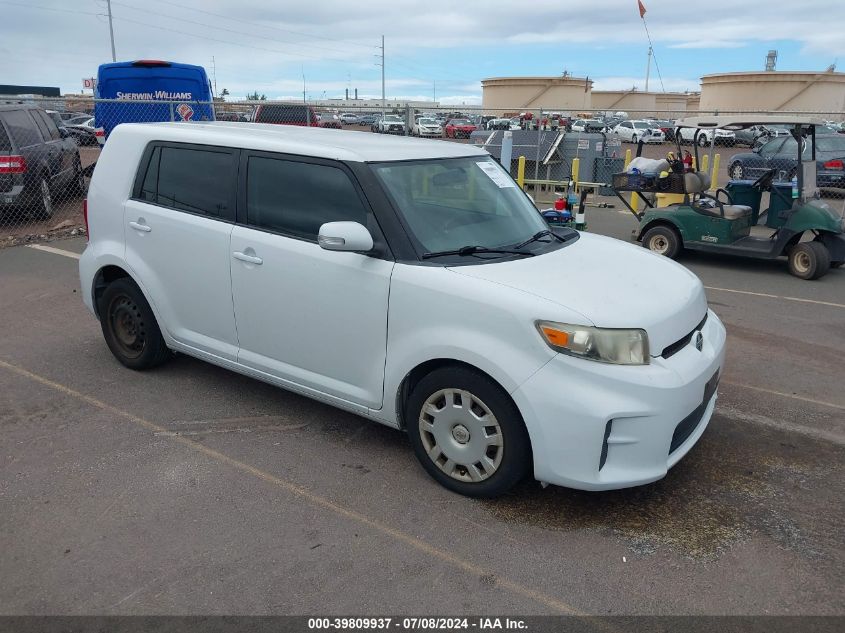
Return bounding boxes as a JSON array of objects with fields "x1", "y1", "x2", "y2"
[
  {"x1": 58, "y1": 127, "x2": 69, "y2": 138},
  {"x1": 317, "y1": 221, "x2": 374, "y2": 252}
]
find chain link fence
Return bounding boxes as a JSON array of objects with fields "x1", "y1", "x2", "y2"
[{"x1": 2, "y1": 97, "x2": 843, "y2": 247}]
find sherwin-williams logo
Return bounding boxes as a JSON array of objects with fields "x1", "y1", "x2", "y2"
[{"x1": 176, "y1": 103, "x2": 194, "y2": 121}]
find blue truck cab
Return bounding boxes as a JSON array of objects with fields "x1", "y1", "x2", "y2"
[{"x1": 95, "y1": 60, "x2": 215, "y2": 138}]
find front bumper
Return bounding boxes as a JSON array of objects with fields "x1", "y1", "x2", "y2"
[{"x1": 512, "y1": 309, "x2": 726, "y2": 490}]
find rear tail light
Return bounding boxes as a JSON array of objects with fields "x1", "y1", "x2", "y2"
[
  {"x1": 83, "y1": 198, "x2": 89, "y2": 241},
  {"x1": 95, "y1": 129, "x2": 105, "y2": 138},
  {"x1": 823, "y1": 159, "x2": 844, "y2": 169},
  {"x1": 0, "y1": 154, "x2": 27, "y2": 174}
]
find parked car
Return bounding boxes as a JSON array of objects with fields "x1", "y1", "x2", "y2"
[
  {"x1": 369, "y1": 114, "x2": 384, "y2": 132},
  {"x1": 80, "y1": 121, "x2": 726, "y2": 497},
  {"x1": 411, "y1": 117, "x2": 442, "y2": 138},
  {"x1": 318, "y1": 113, "x2": 343, "y2": 129},
  {"x1": 444, "y1": 119, "x2": 477, "y2": 139},
  {"x1": 64, "y1": 117, "x2": 105, "y2": 147},
  {"x1": 45, "y1": 110, "x2": 98, "y2": 147},
  {"x1": 612, "y1": 120, "x2": 665, "y2": 144},
  {"x1": 65, "y1": 115, "x2": 97, "y2": 126},
  {"x1": 650, "y1": 120, "x2": 676, "y2": 142},
  {"x1": 253, "y1": 103, "x2": 320, "y2": 127},
  {"x1": 677, "y1": 126, "x2": 736, "y2": 147},
  {"x1": 727, "y1": 134, "x2": 845, "y2": 186},
  {"x1": 377, "y1": 115, "x2": 406, "y2": 134},
  {"x1": 215, "y1": 112, "x2": 248, "y2": 122},
  {"x1": 339, "y1": 113, "x2": 360, "y2": 125},
  {"x1": 571, "y1": 119, "x2": 606, "y2": 133},
  {"x1": 358, "y1": 113, "x2": 378, "y2": 127},
  {"x1": 60, "y1": 111, "x2": 91, "y2": 122},
  {"x1": 0, "y1": 104, "x2": 85, "y2": 221}
]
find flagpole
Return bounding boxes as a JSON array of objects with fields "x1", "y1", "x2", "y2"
[{"x1": 645, "y1": 46, "x2": 652, "y2": 91}]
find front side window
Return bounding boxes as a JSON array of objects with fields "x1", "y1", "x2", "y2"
[
  {"x1": 138, "y1": 145, "x2": 234, "y2": 218},
  {"x1": 246, "y1": 156, "x2": 368, "y2": 240},
  {"x1": 371, "y1": 156, "x2": 551, "y2": 258}
]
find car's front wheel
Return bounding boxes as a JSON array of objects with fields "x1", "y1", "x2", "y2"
[
  {"x1": 98, "y1": 278, "x2": 172, "y2": 369},
  {"x1": 32, "y1": 177, "x2": 54, "y2": 220},
  {"x1": 729, "y1": 163, "x2": 744, "y2": 180},
  {"x1": 406, "y1": 366, "x2": 531, "y2": 498}
]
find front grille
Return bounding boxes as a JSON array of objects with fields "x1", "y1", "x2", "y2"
[
  {"x1": 670, "y1": 370, "x2": 720, "y2": 453},
  {"x1": 661, "y1": 312, "x2": 708, "y2": 359}
]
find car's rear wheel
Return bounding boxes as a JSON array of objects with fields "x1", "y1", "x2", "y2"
[
  {"x1": 729, "y1": 163, "x2": 744, "y2": 180},
  {"x1": 788, "y1": 242, "x2": 830, "y2": 280},
  {"x1": 698, "y1": 134, "x2": 709, "y2": 147},
  {"x1": 32, "y1": 177, "x2": 54, "y2": 221},
  {"x1": 98, "y1": 278, "x2": 172, "y2": 369},
  {"x1": 71, "y1": 157, "x2": 86, "y2": 196},
  {"x1": 406, "y1": 366, "x2": 530, "y2": 498},
  {"x1": 641, "y1": 225, "x2": 682, "y2": 259}
]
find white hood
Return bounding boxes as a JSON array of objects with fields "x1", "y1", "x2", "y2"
[{"x1": 449, "y1": 232, "x2": 708, "y2": 356}]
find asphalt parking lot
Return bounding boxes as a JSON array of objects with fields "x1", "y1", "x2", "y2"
[{"x1": 1, "y1": 205, "x2": 843, "y2": 617}]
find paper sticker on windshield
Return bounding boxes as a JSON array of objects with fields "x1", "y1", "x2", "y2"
[{"x1": 476, "y1": 161, "x2": 515, "y2": 188}]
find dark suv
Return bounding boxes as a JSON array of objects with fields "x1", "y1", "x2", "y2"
[
  {"x1": 252, "y1": 104, "x2": 320, "y2": 127},
  {"x1": 1, "y1": 104, "x2": 84, "y2": 222}
]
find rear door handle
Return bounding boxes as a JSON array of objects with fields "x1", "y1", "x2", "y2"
[
  {"x1": 128, "y1": 221, "x2": 151, "y2": 233},
  {"x1": 233, "y1": 251, "x2": 263, "y2": 265}
]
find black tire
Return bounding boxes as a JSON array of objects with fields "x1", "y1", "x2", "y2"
[
  {"x1": 831, "y1": 261, "x2": 844, "y2": 269},
  {"x1": 70, "y1": 157, "x2": 86, "y2": 196},
  {"x1": 729, "y1": 162, "x2": 744, "y2": 180},
  {"x1": 641, "y1": 225, "x2": 682, "y2": 259},
  {"x1": 405, "y1": 366, "x2": 531, "y2": 498},
  {"x1": 98, "y1": 278, "x2": 172, "y2": 370},
  {"x1": 698, "y1": 134, "x2": 709, "y2": 147},
  {"x1": 630, "y1": 135, "x2": 638, "y2": 145},
  {"x1": 31, "y1": 176, "x2": 54, "y2": 221},
  {"x1": 788, "y1": 242, "x2": 830, "y2": 280}
]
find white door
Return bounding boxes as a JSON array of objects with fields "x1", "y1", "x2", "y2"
[
  {"x1": 230, "y1": 153, "x2": 393, "y2": 409},
  {"x1": 124, "y1": 144, "x2": 240, "y2": 360}
]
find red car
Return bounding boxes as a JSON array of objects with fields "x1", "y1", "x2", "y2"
[{"x1": 444, "y1": 119, "x2": 477, "y2": 139}]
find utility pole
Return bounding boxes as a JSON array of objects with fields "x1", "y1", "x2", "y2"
[
  {"x1": 381, "y1": 35, "x2": 385, "y2": 114},
  {"x1": 211, "y1": 56, "x2": 218, "y2": 97},
  {"x1": 645, "y1": 45, "x2": 652, "y2": 92},
  {"x1": 106, "y1": 0, "x2": 116, "y2": 62}
]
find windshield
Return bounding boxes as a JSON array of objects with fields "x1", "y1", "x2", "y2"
[
  {"x1": 632, "y1": 122, "x2": 649, "y2": 129},
  {"x1": 450, "y1": 119, "x2": 470, "y2": 125},
  {"x1": 419, "y1": 118, "x2": 437, "y2": 125},
  {"x1": 384, "y1": 115, "x2": 402, "y2": 122},
  {"x1": 371, "y1": 157, "x2": 551, "y2": 258}
]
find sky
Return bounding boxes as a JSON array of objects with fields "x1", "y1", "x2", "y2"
[{"x1": 2, "y1": 0, "x2": 844, "y2": 105}]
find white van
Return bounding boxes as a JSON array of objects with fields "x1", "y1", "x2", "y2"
[{"x1": 79, "y1": 122, "x2": 726, "y2": 497}]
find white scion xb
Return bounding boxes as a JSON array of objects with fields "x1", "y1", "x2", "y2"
[{"x1": 80, "y1": 122, "x2": 726, "y2": 497}]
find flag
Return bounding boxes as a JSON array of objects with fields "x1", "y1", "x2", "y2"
[{"x1": 638, "y1": 0, "x2": 647, "y2": 18}]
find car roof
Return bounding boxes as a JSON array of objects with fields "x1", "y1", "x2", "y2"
[
  {"x1": 115, "y1": 121, "x2": 488, "y2": 162},
  {"x1": 675, "y1": 115, "x2": 826, "y2": 129}
]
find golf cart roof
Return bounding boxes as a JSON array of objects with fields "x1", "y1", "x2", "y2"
[{"x1": 674, "y1": 115, "x2": 826, "y2": 130}]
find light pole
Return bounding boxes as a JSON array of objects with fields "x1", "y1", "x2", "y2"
[{"x1": 106, "y1": 0, "x2": 116, "y2": 62}]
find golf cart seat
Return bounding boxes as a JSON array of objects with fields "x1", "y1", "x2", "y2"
[{"x1": 686, "y1": 171, "x2": 752, "y2": 220}]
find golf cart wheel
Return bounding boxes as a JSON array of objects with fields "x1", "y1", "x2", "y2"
[
  {"x1": 405, "y1": 366, "x2": 530, "y2": 498},
  {"x1": 788, "y1": 242, "x2": 830, "y2": 280},
  {"x1": 729, "y1": 163, "x2": 744, "y2": 180},
  {"x1": 641, "y1": 225, "x2": 682, "y2": 259}
]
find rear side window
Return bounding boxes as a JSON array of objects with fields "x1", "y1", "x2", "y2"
[
  {"x1": 0, "y1": 109, "x2": 42, "y2": 147},
  {"x1": 255, "y1": 105, "x2": 317, "y2": 125},
  {"x1": 35, "y1": 111, "x2": 62, "y2": 141},
  {"x1": 136, "y1": 144, "x2": 236, "y2": 219},
  {"x1": 246, "y1": 156, "x2": 367, "y2": 240}
]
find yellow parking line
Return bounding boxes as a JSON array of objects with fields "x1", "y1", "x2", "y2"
[
  {"x1": 0, "y1": 357, "x2": 589, "y2": 617},
  {"x1": 705, "y1": 285, "x2": 845, "y2": 309}
]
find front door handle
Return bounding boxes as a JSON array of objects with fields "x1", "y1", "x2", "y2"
[
  {"x1": 233, "y1": 251, "x2": 263, "y2": 265},
  {"x1": 128, "y1": 220, "x2": 151, "y2": 233}
]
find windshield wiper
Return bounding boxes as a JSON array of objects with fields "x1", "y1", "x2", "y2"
[
  {"x1": 513, "y1": 229, "x2": 565, "y2": 249},
  {"x1": 422, "y1": 245, "x2": 536, "y2": 259}
]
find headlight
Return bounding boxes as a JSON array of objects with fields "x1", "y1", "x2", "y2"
[{"x1": 536, "y1": 321, "x2": 650, "y2": 365}]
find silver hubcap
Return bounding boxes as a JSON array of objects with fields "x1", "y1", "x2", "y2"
[
  {"x1": 649, "y1": 235, "x2": 669, "y2": 254},
  {"x1": 794, "y1": 251, "x2": 811, "y2": 273},
  {"x1": 418, "y1": 388, "x2": 503, "y2": 483},
  {"x1": 41, "y1": 180, "x2": 52, "y2": 214},
  {"x1": 731, "y1": 166, "x2": 742, "y2": 179}
]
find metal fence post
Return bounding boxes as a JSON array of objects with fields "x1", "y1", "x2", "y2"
[
  {"x1": 501, "y1": 131, "x2": 514, "y2": 175},
  {"x1": 169, "y1": 102, "x2": 174, "y2": 122}
]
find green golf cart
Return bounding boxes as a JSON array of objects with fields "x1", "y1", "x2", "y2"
[{"x1": 614, "y1": 116, "x2": 845, "y2": 280}]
